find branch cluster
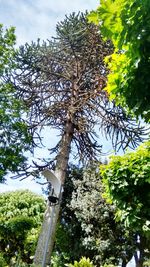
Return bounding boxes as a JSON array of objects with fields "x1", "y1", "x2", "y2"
[{"x1": 8, "y1": 13, "x2": 148, "y2": 167}]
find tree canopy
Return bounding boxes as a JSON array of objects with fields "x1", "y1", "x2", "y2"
[
  {"x1": 8, "y1": 12, "x2": 147, "y2": 177},
  {"x1": 101, "y1": 141, "x2": 150, "y2": 265},
  {"x1": 51, "y1": 164, "x2": 136, "y2": 267},
  {"x1": 0, "y1": 190, "x2": 45, "y2": 264},
  {"x1": 0, "y1": 25, "x2": 33, "y2": 182},
  {"x1": 69, "y1": 165, "x2": 135, "y2": 267},
  {"x1": 89, "y1": 0, "x2": 150, "y2": 121}
]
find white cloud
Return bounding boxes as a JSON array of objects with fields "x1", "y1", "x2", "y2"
[
  {"x1": 34, "y1": 0, "x2": 96, "y2": 14},
  {"x1": 0, "y1": 0, "x2": 98, "y2": 44}
]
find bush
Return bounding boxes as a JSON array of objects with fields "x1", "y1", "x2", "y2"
[
  {"x1": 0, "y1": 253, "x2": 7, "y2": 267},
  {"x1": 0, "y1": 190, "x2": 46, "y2": 265},
  {"x1": 66, "y1": 257, "x2": 95, "y2": 267}
]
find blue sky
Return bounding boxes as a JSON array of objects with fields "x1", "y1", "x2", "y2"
[
  {"x1": 0, "y1": 0, "x2": 98, "y2": 44},
  {"x1": 0, "y1": 0, "x2": 102, "y2": 194}
]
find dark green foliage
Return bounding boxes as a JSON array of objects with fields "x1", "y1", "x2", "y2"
[
  {"x1": 69, "y1": 165, "x2": 135, "y2": 266},
  {"x1": 53, "y1": 165, "x2": 135, "y2": 267},
  {"x1": 0, "y1": 216, "x2": 34, "y2": 263},
  {"x1": 0, "y1": 253, "x2": 7, "y2": 267},
  {"x1": 52, "y1": 166, "x2": 86, "y2": 266}
]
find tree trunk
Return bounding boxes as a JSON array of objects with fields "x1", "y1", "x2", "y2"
[
  {"x1": 34, "y1": 118, "x2": 74, "y2": 266},
  {"x1": 121, "y1": 260, "x2": 127, "y2": 267},
  {"x1": 134, "y1": 235, "x2": 146, "y2": 267}
]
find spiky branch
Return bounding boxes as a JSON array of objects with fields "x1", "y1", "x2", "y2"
[{"x1": 9, "y1": 13, "x2": 146, "y2": 170}]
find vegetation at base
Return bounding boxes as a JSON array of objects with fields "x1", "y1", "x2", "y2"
[
  {"x1": 66, "y1": 257, "x2": 95, "y2": 267},
  {"x1": 52, "y1": 165, "x2": 136, "y2": 267},
  {"x1": 52, "y1": 166, "x2": 86, "y2": 266},
  {"x1": 89, "y1": 0, "x2": 150, "y2": 122},
  {"x1": 101, "y1": 141, "x2": 150, "y2": 265},
  {"x1": 0, "y1": 190, "x2": 45, "y2": 265},
  {"x1": 101, "y1": 141, "x2": 150, "y2": 233},
  {"x1": 0, "y1": 252, "x2": 7, "y2": 267},
  {"x1": 0, "y1": 163, "x2": 149, "y2": 267}
]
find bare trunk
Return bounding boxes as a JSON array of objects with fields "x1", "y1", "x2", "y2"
[
  {"x1": 121, "y1": 260, "x2": 127, "y2": 267},
  {"x1": 134, "y1": 252, "x2": 144, "y2": 267},
  {"x1": 34, "y1": 119, "x2": 74, "y2": 266},
  {"x1": 134, "y1": 235, "x2": 146, "y2": 267}
]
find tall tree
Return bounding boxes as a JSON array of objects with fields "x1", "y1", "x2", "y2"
[
  {"x1": 9, "y1": 13, "x2": 146, "y2": 266},
  {"x1": 0, "y1": 24, "x2": 32, "y2": 182},
  {"x1": 101, "y1": 141, "x2": 150, "y2": 267},
  {"x1": 89, "y1": 0, "x2": 150, "y2": 122}
]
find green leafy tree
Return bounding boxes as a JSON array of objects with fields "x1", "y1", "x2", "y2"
[
  {"x1": 0, "y1": 24, "x2": 33, "y2": 182},
  {"x1": 89, "y1": 0, "x2": 150, "y2": 121},
  {"x1": 0, "y1": 190, "x2": 45, "y2": 265},
  {"x1": 69, "y1": 164, "x2": 135, "y2": 267},
  {"x1": 101, "y1": 141, "x2": 150, "y2": 266}
]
